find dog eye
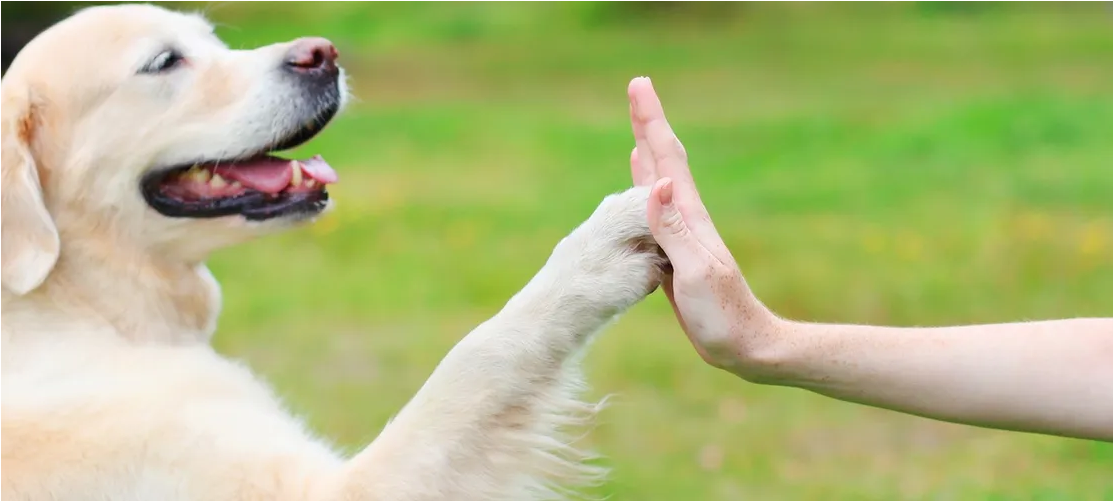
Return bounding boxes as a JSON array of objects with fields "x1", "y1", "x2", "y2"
[{"x1": 141, "y1": 50, "x2": 184, "y2": 74}]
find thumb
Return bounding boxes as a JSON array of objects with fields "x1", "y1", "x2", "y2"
[{"x1": 648, "y1": 177, "x2": 709, "y2": 266}]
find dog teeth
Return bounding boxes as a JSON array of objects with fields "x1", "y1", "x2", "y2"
[
  {"x1": 290, "y1": 160, "x2": 303, "y2": 187},
  {"x1": 181, "y1": 166, "x2": 210, "y2": 183},
  {"x1": 210, "y1": 173, "x2": 228, "y2": 188},
  {"x1": 305, "y1": 180, "x2": 315, "y2": 188},
  {"x1": 230, "y1": 181, "x2": 242, "y2": 189}
]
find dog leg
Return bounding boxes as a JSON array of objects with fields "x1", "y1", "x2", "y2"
[{"x1": 320, "y1": 186, "x2": 666, "y2": 500}]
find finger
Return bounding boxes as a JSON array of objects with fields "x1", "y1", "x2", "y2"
[
  {"x1": 661, "y1": 275, "x2": 696, "y2": 347},
  {"x1": 661, "y1": 275, "x2": 688, "y2": 335},
  {"x1": 628, "y1": 79, "x2": 658, "y2": 185},
  {"x1": 632, "y1": 78, "x2": 737, "y2": 260},
  {"x1": 630, "y1": 147, "x2": 654, "y2": 187},
  {"x1": 648, "y1": 177, "x2": 716, "y2": 267},
  {"x1": 628, "y1": 77, "x2": 696, "y2": 194}
]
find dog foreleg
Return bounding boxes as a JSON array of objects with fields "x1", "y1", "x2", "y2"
[{"x1": 320, "y1": 186, "x2": 665, "y2": 500}]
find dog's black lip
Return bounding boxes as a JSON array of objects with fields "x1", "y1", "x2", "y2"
[
  {"x1": 240, "y1": 190, "x2": 330, "y2": 221},
  {"x1": 139, "y1": 100, "x2": 339, "y2": 221},
  {"x1": 144, "y1": 184, "x2": 330, "y2": 221}
]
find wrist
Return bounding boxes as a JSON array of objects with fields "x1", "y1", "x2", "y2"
[{"x1": 723, "y1": 309, "x2": 801, "y2": 386}]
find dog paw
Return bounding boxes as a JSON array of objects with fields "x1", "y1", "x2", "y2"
[{"x1": 550, "y1": 186, "x2": 670, "y2": 312}]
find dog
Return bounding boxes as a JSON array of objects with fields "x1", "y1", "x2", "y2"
[{"x1": 1, "y1": 4, "x2": 668, "y2": 500}]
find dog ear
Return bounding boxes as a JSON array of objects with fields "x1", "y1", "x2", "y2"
[{"x1": 2, "y1": 93, "x2": 60, "y2": 296}]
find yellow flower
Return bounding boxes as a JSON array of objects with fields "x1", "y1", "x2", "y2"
[
  {"x1": 1077, "y1": 221, "x2": 1111, "y2": 259},
  {"x1": 860, "y1": 228, "x2": 886, "y2": 255},
  {"x1": 896, "y1": 231, "x2": 923, "y2": 262},
  {"x1": 1017, "y1": 211, "x2": 1051, "y2": 242}
]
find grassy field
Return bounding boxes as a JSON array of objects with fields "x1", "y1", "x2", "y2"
[{"x1": 157, "y1": 2, "x2": 1111, "y2": 499}]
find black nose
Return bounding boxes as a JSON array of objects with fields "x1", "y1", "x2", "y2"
[{"x1": 283, "y1": 37, "x2": 338, "y2": 76}]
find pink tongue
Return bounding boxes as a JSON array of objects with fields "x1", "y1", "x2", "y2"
[
  {"x1": 301, "y1": 155, "x2": 339, "y2": 184},
  {"x1": 211, "y1": 156, "x2": 337, "y2": 194},
  {"x1": 212, "y1": 159, "x2": 291, "y2": 193}
]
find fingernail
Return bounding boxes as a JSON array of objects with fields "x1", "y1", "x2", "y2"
[{"x1": 658, "y1": 178, "x2": 674, "y2": 207}]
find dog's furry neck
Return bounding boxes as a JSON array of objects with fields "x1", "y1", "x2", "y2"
[{"x1": 3, "y1": 235, "x2": 220, "y2": 345}]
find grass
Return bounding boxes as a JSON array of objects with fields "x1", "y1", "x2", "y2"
[{"x1": 164, "y1": 2, "x2": 1112, "y2": 499}]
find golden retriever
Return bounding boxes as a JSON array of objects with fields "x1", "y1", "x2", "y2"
[{"x1": 1, "y1": 4, "x2": 667, "y2": 500}]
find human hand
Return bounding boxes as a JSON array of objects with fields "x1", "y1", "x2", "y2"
[
  {"x1": 626, "y1": 77, "x2": 783, "y2": 378},
  {"x1": 625, "y1": 79, "x2": 1115, "y2": 443}
]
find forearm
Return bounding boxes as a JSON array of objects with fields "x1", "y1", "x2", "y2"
[
  {"x1": 753, "y1": 317, "x2": 1113, "y2": 441},
  {"x1": 335, "y1": 187, "x2": 665, "y2": 499},
  {"x1": 337, "y1": 284, "x2": 607, "y2": 499}
]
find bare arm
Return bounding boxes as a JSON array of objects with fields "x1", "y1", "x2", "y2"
[
  {"x1": 626, "y1": 76, "x2": 1113, "y2": 442},
  {"x1": 751, "y1": 317, "x2": 1113, "y2": 441}
]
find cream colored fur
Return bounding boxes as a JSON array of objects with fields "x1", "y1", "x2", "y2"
[{"x1": 1, "y1": 4, "x2": 666, "y2": 500}]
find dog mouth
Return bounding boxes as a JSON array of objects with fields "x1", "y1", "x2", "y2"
[
  {"x1": 141, "y1": 116, "x2": 339, "y2": 222},
  {"x1": 142, "y1": 155, "x2": 337, "y2": 221}
]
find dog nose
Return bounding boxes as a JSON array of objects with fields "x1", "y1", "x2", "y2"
[{"x1": 284, "y1": 37, "x2": 338, "y2": 75}]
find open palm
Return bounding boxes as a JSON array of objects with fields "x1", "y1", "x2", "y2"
[{"x1": 626, "y1": 77, "x2": 775, "y2": 374}]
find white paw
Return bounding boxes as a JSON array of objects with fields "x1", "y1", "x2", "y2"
[{"x1": 549, "y1": 186, "x2": 670, "y2": 313}]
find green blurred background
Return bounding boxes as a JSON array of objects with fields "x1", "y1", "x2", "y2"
[{"x1": 4, "y1": 2, "x2": 1112, "y2": 500}]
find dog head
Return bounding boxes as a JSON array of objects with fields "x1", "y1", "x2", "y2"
[{"x1": 1, "y1": 4, "x2": 347, "y2": 296}]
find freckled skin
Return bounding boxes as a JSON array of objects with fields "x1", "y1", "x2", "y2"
[{"x1": 625, "y1": 76, "x2": 1112, "y2": 443}]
